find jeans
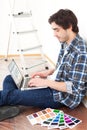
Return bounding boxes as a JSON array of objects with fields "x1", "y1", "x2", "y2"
[{"x1": 0, "y1": 75, "x2": 63, "y2": 109}]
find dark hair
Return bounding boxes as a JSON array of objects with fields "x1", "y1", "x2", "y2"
[{"x1": 48, "y1": 9, "x2": 79, "y2": 33}]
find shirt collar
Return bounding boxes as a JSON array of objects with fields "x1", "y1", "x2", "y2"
[{"x1": 61, "y1": 34, "x2": 80, "y2": 53}]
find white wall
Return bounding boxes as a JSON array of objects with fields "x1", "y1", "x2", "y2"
[{"x1": 0, "y1": 0, "x2": 87, "y2": 64}]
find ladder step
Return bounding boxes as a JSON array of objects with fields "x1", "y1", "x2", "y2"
[
  {"x1": 17, "y1": 45, "x2": 42, "y2": 52},
  {"x1": 13, "y1": 29, "x2": 37, "y2": 34},
  {"x1": 25, "y1": 60, "x2": 47, "y2": 69},
  {"x1": 12, "y1": 11, "x2": 32, "y2": 18}
]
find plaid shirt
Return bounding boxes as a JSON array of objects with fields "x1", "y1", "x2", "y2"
[{"x1": 52, "y1": 34, "x2": 87, "y2": 109}]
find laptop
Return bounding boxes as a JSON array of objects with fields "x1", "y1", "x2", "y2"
[
  {"x1": 8, "y1": 59, "x2": 47, "y2": 90},
  {"x1": 8, "y1": 59, "x2": 31, "y2": 90}
]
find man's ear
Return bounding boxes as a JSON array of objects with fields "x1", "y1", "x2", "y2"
[{"x1": 69, "y1": 24, "x2": 72, "y2": 30}]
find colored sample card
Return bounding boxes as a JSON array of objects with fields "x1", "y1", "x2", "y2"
[
  {"x1": 41, "y1": 110, "x2": 62, "y2": 127},
  {"x1": 64, "y1": 114, "x2": 82, "y2": 129},
  {"x1": 42, "y1": 112, "x2": 82, "y2": 129},
  {"x1": 41, "y1": 118, "x2": 54, "y2": 127},
  {"x1": 45, "y1": 111, "x2": 68, "y2": 129},
  {"x1": 27, "y1": 108, "x2": 82, "y2": 130},
  {"x1": 27, "y1": 108, "x2": 61, "y2": 125}
]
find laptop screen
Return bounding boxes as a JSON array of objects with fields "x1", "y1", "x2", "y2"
[{"x1": 8, "y1": 59, "x2": 23, "y2": 88}]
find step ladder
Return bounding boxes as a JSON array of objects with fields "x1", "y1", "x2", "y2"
[{"x1": 7, "y1": 0, "x2": 49, "y2": 75}]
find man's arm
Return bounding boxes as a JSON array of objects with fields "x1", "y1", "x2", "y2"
[
  {"x1": 28, "y1": 77, "x2": 67, "y2": 92},
  {"x1": 31, "y1": 69, "x2": 55, "y2": 78}
]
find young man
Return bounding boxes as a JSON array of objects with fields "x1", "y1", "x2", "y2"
[{"x1": 0, "y1": 9, "x2": 87, "y2": 120}]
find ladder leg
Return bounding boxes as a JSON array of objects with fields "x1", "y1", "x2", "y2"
[{"x1": 4, "y1": 22, "x2": 12, "y2": 61}]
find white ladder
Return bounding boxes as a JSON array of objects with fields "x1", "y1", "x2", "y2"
[{"x1": 7, "y1": 0, "x2": 49, "y2": 75}]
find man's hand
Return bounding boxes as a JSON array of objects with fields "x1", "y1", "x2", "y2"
[
  {"x1": 28, "y1": 77, "x2": 47, "y2": 87},
  {"x1": 31, "y1": 69, "x2": 55, "y2": 78}
]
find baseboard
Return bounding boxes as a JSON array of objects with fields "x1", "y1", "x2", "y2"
[
  {"x1": 0, "y1": 54, "x2": 41, "y2": 58},
  {"x1": 0, "y1": 54, "x2": 56, "y2": 67}
]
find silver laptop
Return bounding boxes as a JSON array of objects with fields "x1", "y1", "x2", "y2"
[
  {"x1": 8, "y1": 59, "x2": 31, "y2": 90},
  {"x1": 8, "y1": 59, "x2": 47, "y2": 90}
]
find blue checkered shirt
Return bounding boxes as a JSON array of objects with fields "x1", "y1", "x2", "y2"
[{"x1": 52, "y1": 34, "x2": 87, "y2": 109}]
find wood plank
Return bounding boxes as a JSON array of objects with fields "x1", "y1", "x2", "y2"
[{"x1": 0, "y1": 104, "x2": 87, "y2": 130}]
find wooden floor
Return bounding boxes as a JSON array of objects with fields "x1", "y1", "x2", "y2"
[
  {"x1": 0, "y1": 103, "x2": 87, "y2": 130},
  {"x1": 0, "y1": 56, "x2": 87, "y2": 130}
]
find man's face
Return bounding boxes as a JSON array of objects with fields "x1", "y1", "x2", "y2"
[{"x1": 51, "y1": 22, "x2": 71, "y2": 44}]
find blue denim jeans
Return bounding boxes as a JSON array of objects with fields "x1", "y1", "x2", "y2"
[{"x1": 0, "y1": 75, "x2": 63, "y2": 108}]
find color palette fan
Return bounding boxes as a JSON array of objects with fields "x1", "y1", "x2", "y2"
[{"x1": 27, "y1": 108, "x2": 82, "y2": 129}]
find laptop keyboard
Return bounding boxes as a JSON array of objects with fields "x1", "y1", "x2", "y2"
[{"x1": 23, "y1": 78, "x2": 30, "y2": 88}]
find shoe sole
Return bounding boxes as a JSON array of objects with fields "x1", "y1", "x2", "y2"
[{"x1": 0, "y1": 106, "x2": 20, "y2": 121}]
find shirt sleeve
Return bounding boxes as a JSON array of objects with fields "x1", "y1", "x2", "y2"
[
  {"x1": 65, "y1": 81, "x2": 73, "y2": 94},
  {"x1": 70, "y1": 53, "x2": 87, "y2": 96}
]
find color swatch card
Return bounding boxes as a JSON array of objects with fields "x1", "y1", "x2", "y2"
[
  {"x1": 27, "y1": 108, "x2": 82, "y2": 129},
  {"x1": 42, "y1": 112, "x2": 82, "y2": 129},
  {"x1": 27, "y1": 108, "x2": 62, "y2": 125},
  {"x1": 64, "y1": 114, "x2": 82, "y2": 129},
  {"x1": 42, "y1": 111, "x2": 68, "y2": 129}
]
